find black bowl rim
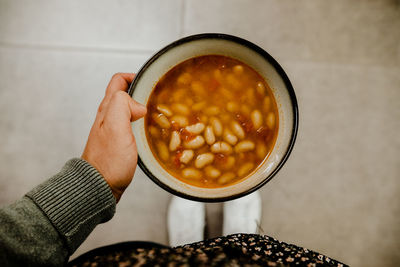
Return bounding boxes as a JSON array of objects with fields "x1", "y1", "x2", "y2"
[{"x1": 128, "y1": 33, "x2": 299, "y2": 203}]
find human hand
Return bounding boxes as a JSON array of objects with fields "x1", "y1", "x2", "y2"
[{"x1": 82, "y1": 73, "x2": 147, "y2": 202}]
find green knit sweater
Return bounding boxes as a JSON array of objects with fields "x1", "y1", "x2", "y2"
[{"x1": 0, "y1": 158, "x2": 116, "y2": 266}]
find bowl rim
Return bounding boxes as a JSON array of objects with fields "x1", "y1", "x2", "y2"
[{"x1": 127, "y1": 33, "x2": 299, "y2": 202}]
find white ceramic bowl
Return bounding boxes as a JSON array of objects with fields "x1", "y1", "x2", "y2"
[{"x1": 128, "y1": 33, "x2": 298, "y2": 202}]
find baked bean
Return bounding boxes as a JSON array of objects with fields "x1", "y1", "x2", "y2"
[
  {"x1": 217, "y1": 172, "x2": 235, "y2": 185},
  {"x1": 169, "y1": 131, "x2": 181, "y2": 151},
  {"x1": 266, "y1": 112, "x2": 275, "y2": 129},
  {"x1": 184, "y1": 136, "x2": 205, "y2": 149},
  {"x1": 153, "y1": 113, "x2": 171, "y2": 129},
  {"x1": 231, "y1": 121, "x2": 245, "y2": 139},
  {"x1": 235, "y1": 140, "x2": 255, "y2": 153},
  {"x1": 156, "y1": 141, "x2": 169, "y2": 162},
  {"x1": 195, "y1": 153, "x2": 214, "y2": 168},
  {"x1": 185, "y1": 122, "x2": 205, "y2": 134},
  {"x1": 171, "y1": 103, "x2": 190, "y2": 115},
  {"x1": 170, "y1": 115, "x2": 188, "y2": 127},
  {"x1": 156, "y1": 104, "x2": 172, "y2": 117},
  {"x1": 223, "y1": 129, "x2": 238, "y2": 145},
  {"x1": 204, "y1": 125, "x2": 216, "y2": 145},
  {"x1": 237, "y1": 162, "x2": 254, "y2": 177},
  {"x1": 204, "y1": 166, "x2": 221, "y2": 178},
  {"x1": 182, "y1": 168, "x2": 202, "y2": 180},
  {"x1": 210, "y1": 117, "x2": 223, "y2": 136},
  {"x1": 180, "y1": 150, "x2": 194, "y2": 164},
  {"x1": 251, "y1": 110, "x2": 263, "y2": 129},
  {"x1": 210, "y1": 141, "x2": 232, "y2": 154}
]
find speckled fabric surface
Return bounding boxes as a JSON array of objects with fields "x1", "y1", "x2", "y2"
[{"x1": 69, "y1": 233, "x2": 347, "y2": 266}]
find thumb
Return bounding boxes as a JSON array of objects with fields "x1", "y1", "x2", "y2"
[{"x1": 128, "y1": 97, "x2": 147, "y2": 121}]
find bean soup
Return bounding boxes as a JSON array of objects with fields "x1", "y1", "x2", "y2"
[{"x1": 145, "y1": 55, "x2": 279, "y2": 188}]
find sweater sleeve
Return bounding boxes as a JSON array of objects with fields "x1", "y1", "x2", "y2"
[{"x1": 0, "y1": 158, "x2": 116, "y2": 266}]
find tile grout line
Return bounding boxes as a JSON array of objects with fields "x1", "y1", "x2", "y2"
[
  {"x1": 0, "y1": 41, "x2": 155, "y2": 55},
  {"x1": 179, "y1": 0, "x2": 186, "y2": 37}
]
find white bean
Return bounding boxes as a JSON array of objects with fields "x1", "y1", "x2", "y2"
[
  {"x1": 251, "y1": 110, "x2": 263, "y2": 129},
  {"x1": 256, "y1": 82, "x2": 265, "y2": 95},
  {"x1": 199, "y1": 115, "x2": 208, "y2": 124},
  {"x1": 195, "y1": 153, "x2": 214, "y2": 168},
  {"x1": 192, "y1": 101, "x2": 206, "y2": 111},
  {"x1": 180, "y1": 150, "x2": 194, "y2": 164},
  {"x1": 226, "y1": 102, "x2": 239, "y2": 113},
  {"x1": 219, "y1": 113, "x2": 231, "y2": 123},
  {"x1": 263, "y1": 96, "x2": 271, "y2": 112},
  {"x1": 226, "y1": 74, "x2": 240, "y2": 89},
  {"x1": 237, "y1": 162, "x2": 254, "y2": 177},
  {"x1": 170, "y1": 115, "x2": 188, "y2": 128},
  {"x1": 223, "y1": 129, "x2": 238, "y2": 145},
  {"x1": 266, "y1": 112, "x2": 276, "y2": 129},
  {"x1": 223, "y1": 156, "x2": 236, "y2": 170},
  {"x1": 217, "y1": 172, "x2": 235, "y2": 185},
  {"x1": 156, "y1": 141, "x2": 169, "y2": 162},
  {"x1": 204, "y1": 166, "x2": 221, "y2": 178},
  {"x1": 205, "y1": 106, "x2": 220, "y2": 116},
  {"x1": 184, "y1": 136, "x2": 205, "y2": 149},
  {"x1": 149, "y1": 126, "x2": 160, "y2": 138},
  {"x1": 220, "y1": 88, "x2": 233, "y2": 99},
  {"x1": 171, "y1": 88, "x2": 185, "y2": 102},
  {"x1": 256, "y1": 142, "x2": 268, "y2": 159},
  {"x1": 214, "y1": 69, "x2": 223, "y2": 81},
  {"x1": 210, "y1": 141, "x2": 232, "y2": 154},
  {"x1": 240, "y1": 105, "x2": 251, "y2": 116},
  {"x1": 177, "y1": 72, "x2": 192, "y2": 85},
  {"x1": 171, "y1": 103, "x2": 190, "y2": 115},
  {"x1": 169, "y1": 131, "x2": 181, "y2": 151},
  {"x1": 153, "y1": 113, "x2": 171, "y2": 129},
  {"x1": 182, "y1": 168, "x2": 202, "y2": 180},
  {"x1": 235, "y1": 140, "x2": 255, "y2": 153},
  {"x1": 233, "y1": 65, "x2": 244, "y2": 75},
  {"x1": 185, "y1": 122, "x2": 205, "y2": 134},
  {"x1": 231, "y1": 121, "x2": 245, "y2": 139},
  {"x1": 191, "y1": 81, "x2": 205, "y2": 95},
  {"x1": 210, "y1": 117, "x2": 223, "y2": 136},
  {"x1": 204, "y1": 126, "x2": 216, "y2": 145},
  {"x1": 156, "y1": 104, "x2": 172, "y2": 117}
]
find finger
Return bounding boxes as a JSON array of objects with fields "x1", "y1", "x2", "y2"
[
  {"x1": 98, "y1": 73, "x2": 135, "y2": 113},
  {"x1": 103, "y1": 91, "x2": 145, "y2": 133},
  {"x1": 128, "y1": 97, "x2": 147, "y2": 122}
]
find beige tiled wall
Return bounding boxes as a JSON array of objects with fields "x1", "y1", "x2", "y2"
[{"x1": 0, "y1": 0, "x2": 399, "y2": 266}]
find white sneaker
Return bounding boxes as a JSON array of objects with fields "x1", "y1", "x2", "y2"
[
  {"x1": 222, "y1": 191, "x2": 262, "y2": 236},
  {"x1": 167, "y1": 196, "x2": 206, "y2": 247}
]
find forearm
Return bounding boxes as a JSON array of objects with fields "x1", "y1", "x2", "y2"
[{"x1": 0, "y1": 158, "x2": 116, "y2": 266}]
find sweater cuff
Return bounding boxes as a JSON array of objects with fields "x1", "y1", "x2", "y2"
[{"x1": 26, "y1": 158, "x2": 116, "y2": 254}]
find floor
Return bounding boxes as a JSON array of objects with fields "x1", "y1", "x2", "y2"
[{"x1": 0, "y1": 0, "x2": 399, "y2": 266}]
